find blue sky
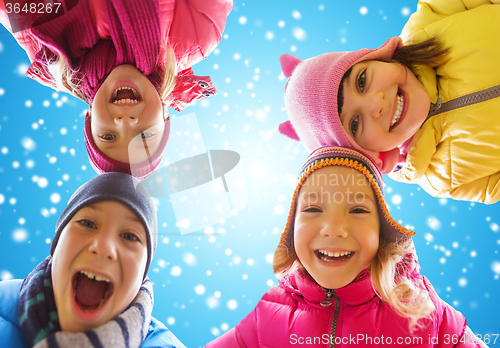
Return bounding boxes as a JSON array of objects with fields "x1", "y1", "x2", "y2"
[{"x1": 1, "y1": 1, "x2": 499, "y2": 346}]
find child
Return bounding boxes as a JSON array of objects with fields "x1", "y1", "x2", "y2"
[
  {"x1": 0, "y1": 0, "x2": 232, "y2": 179},
  {"x1": 205, "y1": 147, "x2": 486, "y2": 347},
  {"x1": 0, "y1": 172, "x2": 185, "y2": 348},
  {"x1": 278, "y1": 1, "x2": 500, "y2": 204}
]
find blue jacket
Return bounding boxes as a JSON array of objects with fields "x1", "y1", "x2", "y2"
[{"x1": 0, "y1": 280, "x2": 185, "y2": 348}]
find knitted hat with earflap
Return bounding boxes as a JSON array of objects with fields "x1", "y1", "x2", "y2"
[
  {"x1": 279, "y1": 37, "x2": 403, "y2": 174},
  {"x1": 278, "y1": 146, "x2": 415, "y2": 252},
  {"x1": 51, "y1": 172, "x2": 158, "y2": 279}
]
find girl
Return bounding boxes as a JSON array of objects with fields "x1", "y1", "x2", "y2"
[
  {"x1": 205, "y1": 147, "x2": 485, "y2": 347},
  {"x1": 0, "y1": 0, "x2": 232, "y2": 179},
  {"x1": 0, "y1": 172, "x2": 185, "y2": 347},
  {"x1": 278, "y1": 0, "x2": 500, "y2": 204}
]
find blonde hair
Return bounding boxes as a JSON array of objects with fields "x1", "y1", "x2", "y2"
[
  {"x1": 46, "y1": 45, "x2": 177, "y2": 109},
  {"x1": 273, "y1": 230, "x2": 435, "y2": 330},
  {"x1": 370, "y1": 238, "x2": 435, "y2": 330}
]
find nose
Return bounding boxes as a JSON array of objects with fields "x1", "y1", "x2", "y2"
[
  {"x1": 365, "y1": 91, "x2": 384, "y2": 119},
  {"x1": 114, "y1": 115, "x2": 138, "y2": 127},
  {"x1": 88, "y1": 231, "x2": 118, "y2": 261},
  {"x1": 319, "y1": 216, "x2": 348, "y2": 239}
]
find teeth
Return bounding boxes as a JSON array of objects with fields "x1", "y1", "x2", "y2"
[
  {"x1": 113, "y1": 98, "x2": 139, "y2": 104},
  {"x1": 318, "y1": 250, "x2": 352, "y2": 258},
  {"x1": 80, "y1": 270, "x2": 110, "y2": 283},
  {"x1": 391, "y1": 93, "x2": 404, "y2": 127},
  {"x1": 112, "y1": 86, "x2": 140, "y2": 103},
  {"x1": 82, "y1": 298, "x2": 107, "y2": 313}
]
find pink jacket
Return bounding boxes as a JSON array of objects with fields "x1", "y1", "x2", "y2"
[
  {"x1": 0, "y1": 0, "x2": 232, "y2": 110},
  {"x1": 206, "y1": 256, "x2": 486, "y2": 348}
]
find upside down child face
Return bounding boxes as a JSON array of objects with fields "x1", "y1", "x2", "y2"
[
  {"x1": 51, "y1": 201, "x2": 148, "y2": 332},
  {"x1": 90, "y1": 64, "x2": 166, "y2": 164},
  {"x1": 294, "y1": 166, "x2": 380, "y2": 289},
  {"x1": 339, "y1": 60, "x2": 430, "y2": 152}
]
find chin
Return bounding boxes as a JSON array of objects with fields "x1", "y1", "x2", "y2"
[{"x1": 314, "y1": 277, "x2": 350, "y2": 289}]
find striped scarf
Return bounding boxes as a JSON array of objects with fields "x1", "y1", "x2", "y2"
[{"x1": 19, "y1": 256, "x2": 154, "y2": 348}]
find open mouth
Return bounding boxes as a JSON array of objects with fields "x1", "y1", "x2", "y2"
[
  {"x1": 390, "y1": 92, "x2": 404, "y2": 130},
  {"x1": 110, "y1": 86, "x2": 141, "y2": 104},
  {"x1": 72, "y1": 270, "x2": 114, "y2": 312},
  {"x1": 316, "y1": 249, "x2": 354, "y2": 262}
]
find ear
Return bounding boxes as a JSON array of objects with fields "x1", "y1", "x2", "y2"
[
  {"x1": 280, "y1": 54, "x2": 302, "y2": 78},
  {"x1": 278, "y1": 120, "x2": 300, "y2": 141}
]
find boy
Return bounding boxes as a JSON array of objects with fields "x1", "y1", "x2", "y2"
[{"x1": 0, "y1": 172, "x2": 185, "y2": 348}]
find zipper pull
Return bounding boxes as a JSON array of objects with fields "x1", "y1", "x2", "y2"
[
  {"x1": 321, "y1": 288, "x2": 335, "y2": 307},
  {"x1": 428, "y1": 97, "x2": 442, "y2": 116}
]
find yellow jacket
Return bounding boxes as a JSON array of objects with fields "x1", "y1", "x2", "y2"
[{"x1": 390, "y1": 0, "x2": 500, "y2": 204}]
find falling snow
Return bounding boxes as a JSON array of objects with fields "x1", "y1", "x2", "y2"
[
  {"x1": 195, "y1": 284, "x2": 206, "y2": 295},
  {"x1": 227, "y1": 299, "x2": 238, "y2": 310},
  {"x1": 50, "y1": 193, "x2": 61, "y2": 203},
  {"x1": 427, "y1": 217, "x2": 441, "y2": 231},
  {"x1": 21, "y1": 137, "x2": 36, "y2": 151},
  {"x1": 170, "y1": 266, "x2": 182, "y2": 276},
  {"x1": 0, "y1": 270, "x2": 13, "y2": 281},
  {"x1": 12, "y1": 229, "x2": 28, "y2": 242},
  {"x1": 292, "y1": 27, "x2": 307, "y2": 41},
  {"x1": 1, "y1": 2, "x2": 499, "y2": 345},
  {"x1": 391, "y1": 194, "x2": 402, "y2": 205},
  {"x1": 291, "y1": 10, "x2": 301, "y2": 20}
]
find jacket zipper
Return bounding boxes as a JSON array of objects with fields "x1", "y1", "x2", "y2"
[
  {"x1": 427, "y1": 83, "x2": 500, "y2": 119},
  {"x1": 321, "y1": 289, "x2": 340, "y2": 348}
]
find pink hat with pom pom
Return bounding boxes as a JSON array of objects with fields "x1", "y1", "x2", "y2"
[
  {"x1": 279, "y1": 37, "x2": 403, "y2": 174},
  {"x1": 84, "y1": 113, "x2": 170, "y2": 181}
]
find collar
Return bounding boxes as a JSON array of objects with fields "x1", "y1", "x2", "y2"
[
  {"x1": 281, "y1": 253, "x2": 420, "y2": 307},
  {"x1": 280, "y1": 264, "x2": 377, "y2": 307}
]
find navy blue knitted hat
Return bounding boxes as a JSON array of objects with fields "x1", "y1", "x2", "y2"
[{"x1": 51, "y1": 172, "x2": 157, "y2": 278}]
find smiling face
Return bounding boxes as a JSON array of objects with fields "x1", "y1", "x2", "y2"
[
  {"x1": 294, "y1": 166, "x2": 380, "y2": 289},
  {"x1": 339, "y1": 60, "x2": 430, "y2": 152},
  {"x1": 90, "y1": 64, "x2": 166, "y2": 164},
  {"x1": 51, "y1": 201, "x2": 148, "y2": 332}
]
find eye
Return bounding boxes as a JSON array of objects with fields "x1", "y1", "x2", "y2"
[
  {"x1": 121, "y1": 232, "x2": 140, "y2": 242},
  {"x1": 99, "y1": 134, "x2": 116, "y2": 141},
  {"x1": 303, "y1": 206, "x2": 322, "y2": 213},
  {"x1": 350, "y1": 116, "x2": 359, "y2": 136},
  {"x1": 351, "y1": 207, "x2": 369, "y2": 214},
  {"x1": 77, "y1": 219, "x2": 97, "y2": 229},
  {"x1": 357, "y1": 70, "x2": 366, "y2": 92},
  {"x1": 138, "y1": 132, "x2": 153, "y2": 139}
]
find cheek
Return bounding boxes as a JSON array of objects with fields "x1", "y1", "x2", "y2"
[
  {"x1": 145, "y1": 104, "x2": 164, "y2": 125},
  {"x1": 90, "y1": 93, "x2": 113, "y2": 129},
  {"x1": 51, "y1": 259, "x2": 64, "y2": 302},
  {"x1": 293, "y1": 223, "x2": 312, "y2": 263},
  {"x1": 51, "y1": 235, "x2": 76, "y2": 310},
  {"x1": 363, "y1": 235, "x2": 379, "y2": 265},
  {"x1": 143, "y1": 88, "x2": 164, "y2": 121},
  {"x1": 123, "y1": 248, "x2": 148, "y2": 285}
]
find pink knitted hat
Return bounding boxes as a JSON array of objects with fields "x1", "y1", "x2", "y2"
[
  {"x1": 84, "y1": 113, "x2": 170, "y2": 181},
  {"x1": 279, "y1": 37, "x2": 403, "y2": 174}
]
